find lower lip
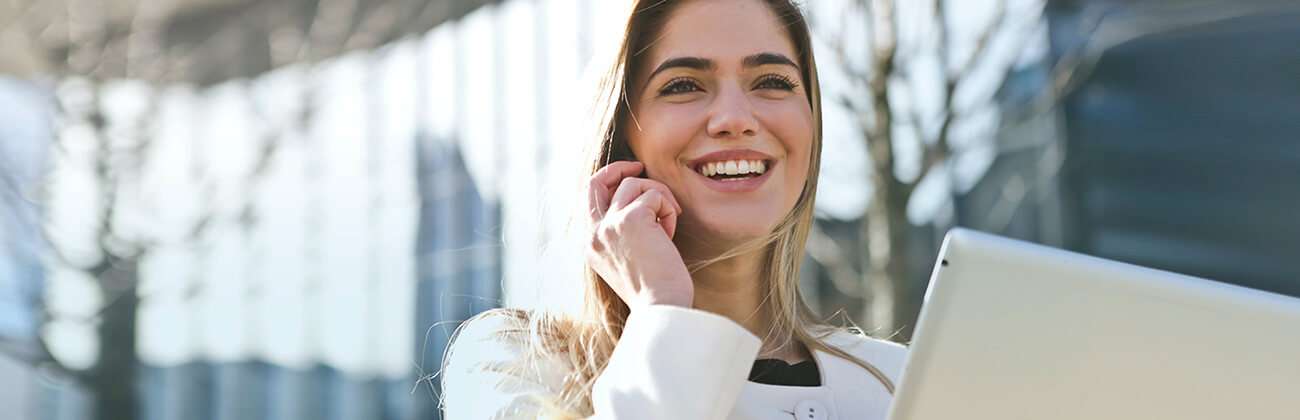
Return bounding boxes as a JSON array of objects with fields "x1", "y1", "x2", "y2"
[{"x1": 692, "y1": 163, "x2": 775, "y2": 193}]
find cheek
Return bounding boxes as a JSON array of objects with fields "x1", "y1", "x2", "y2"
[
  {"x1": 628, "y1": 105, "x2": 703, "y2": 174},
  {"x1": 756, "y1": 101, "x2": 814, "y2": 186},
  {"x1": 783, "y1": 151, "x2": 811, "y2": 207}
]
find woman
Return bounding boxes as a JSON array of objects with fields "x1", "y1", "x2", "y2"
[{"x1": 441, "y1": 0, "x2": 907, "y2": 418}]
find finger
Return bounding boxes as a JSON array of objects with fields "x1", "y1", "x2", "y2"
[
  {"x1": 659, "y1": 200, "x2": 678, "y2": 240},
  {"x1": 587, "y1": 161, "x2": 645, "y2": 223},
  {"x1": 631, "y1": 190, "x2": 678, "y2": 239},
  {"x1": 609, "y1": 177, "x2": 683, "y2": 216}
]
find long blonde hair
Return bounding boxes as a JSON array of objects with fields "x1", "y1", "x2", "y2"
[{"x1": 443, "y1": 1, "x2": 894, "y2": 417}]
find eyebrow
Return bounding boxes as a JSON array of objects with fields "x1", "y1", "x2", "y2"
[
  {"x1": 743, "y1": 52, "x2": 799, "y2": 69},
  {"x1": 643, "y1": 52, "x2": 800, "y2": 85}
]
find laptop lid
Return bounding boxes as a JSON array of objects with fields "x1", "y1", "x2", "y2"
[{"x1": 887, "y1": 228, "x2": 1300, "y2": 420}]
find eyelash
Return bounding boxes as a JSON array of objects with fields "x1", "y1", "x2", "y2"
[
  {"x1": 754, "y1": 74, "x2": 799, "y2": 91},
  {"x1": 660, "y1": 77, "x2": 701, "y2": 95},
  {"x1": 657, "y1": 74, "x2": 800, "y2": 96}
]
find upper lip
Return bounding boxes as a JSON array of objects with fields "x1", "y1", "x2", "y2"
[{"x1": 685, "y1": 149, "x2": 776, "y2": 171}]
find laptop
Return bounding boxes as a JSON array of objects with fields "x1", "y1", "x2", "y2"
[{"x1": 887, "y1": 228, "x2": 1300, "y2": 420}]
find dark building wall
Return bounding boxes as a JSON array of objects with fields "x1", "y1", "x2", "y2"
[{"x1": 1049, "y1": 1, "x2": 1300, "y2": 297}]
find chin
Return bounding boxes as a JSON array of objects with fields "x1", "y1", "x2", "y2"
[{"x1": 683, "y1": 207, "x2": 785, "y2": 247}]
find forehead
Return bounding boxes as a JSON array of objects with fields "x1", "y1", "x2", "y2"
[{"x1": 644, "y1": 0, "x2": 798, "y2": 69}]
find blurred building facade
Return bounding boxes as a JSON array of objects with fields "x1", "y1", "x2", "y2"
[{"x1": 0, "y1": 76, "x2": 67, "y2": 420}]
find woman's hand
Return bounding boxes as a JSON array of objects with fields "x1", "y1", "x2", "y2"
[{"x1": 586, "y1": 161, "x2": 694, "y2": 309}]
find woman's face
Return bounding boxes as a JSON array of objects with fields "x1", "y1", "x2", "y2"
[{"x1": 627, "y1": 0, "x2": 814, "y2": 247}]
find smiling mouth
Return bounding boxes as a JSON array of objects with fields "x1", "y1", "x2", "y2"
[{"x1": 694, "y1": 159, "x2": 772, "y2": 181}]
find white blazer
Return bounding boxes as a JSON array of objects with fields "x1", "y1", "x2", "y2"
[{"x1": 443, "y1": 305, "x2": 908, "y2": 420}]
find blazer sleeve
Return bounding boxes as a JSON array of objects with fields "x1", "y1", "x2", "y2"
[
  {"x1": 441, "y1": 305, "x2": 762, "y2": 420},
  {"x1": 590, "y1": 305, "x2": 762, "y2": 419}
]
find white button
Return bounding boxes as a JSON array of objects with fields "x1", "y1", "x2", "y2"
[{"x1": 794, "y1": 399, "x2": 828, "y2": 420}]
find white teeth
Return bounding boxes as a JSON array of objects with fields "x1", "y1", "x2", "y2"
[{"x1": 696, "y1": 159, "x2": 769, "y2": 177}]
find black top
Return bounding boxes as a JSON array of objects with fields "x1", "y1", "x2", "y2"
[{"x1": 748, "y1": 358, "x2": 821, "y2": 387}]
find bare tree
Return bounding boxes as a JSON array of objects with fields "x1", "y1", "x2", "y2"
[
  {"x1": 808, "y1": 0, "x2": 1082, "y2": 338},
  {"x1": 807, "y1": 0, "x2": 1287, "y2": 339}
]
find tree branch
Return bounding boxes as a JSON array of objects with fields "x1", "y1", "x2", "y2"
[
  {"x1": 985, "y1": 136, "x2": 1066, "y2": 233},
  {"x1": 947, "y1": 0, "x2": 1011, "y2": 84},
  {"x1": 806, "y1": 222, "x2": 866, "y2": 298},
  {"x1": 919, "y1": 0, "x2": 1011, "y2": 179}
]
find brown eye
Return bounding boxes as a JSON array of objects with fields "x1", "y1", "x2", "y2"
[
  {"x1": 660, "y1": 77, "x2": 702, "y2": 96},
  {"x1": 754, "y1": 74, "x2": 798, "y2": 91}
]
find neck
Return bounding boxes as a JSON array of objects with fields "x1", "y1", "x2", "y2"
[
  {"x1": 686, "y1": 249, "x2": 769, "y2": 337},
  {"x1": 677, "y1": 239, "x2": 808, "y2": 363}
]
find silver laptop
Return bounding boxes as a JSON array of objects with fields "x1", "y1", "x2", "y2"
[{"x1": 888, "y1": 228, "x2": 1300, "y2": 420}]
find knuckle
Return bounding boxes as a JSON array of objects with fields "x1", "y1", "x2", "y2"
[
  {"x1": 625, "y1": 205, "x2": 653, "y2": 219},
  {"x1": 616, "y1": 177, "x2": 643, "y2": 190},
  {"x1": 639, "y1": 190, "x2": 663, "y2": 202},
  {"x1": 595, "y1": 222, "x2": 619, "y2": 241}
]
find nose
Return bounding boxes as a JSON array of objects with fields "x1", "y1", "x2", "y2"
[{"x1": 706, "y1": 83, "x2": 759, "y2": 139}]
